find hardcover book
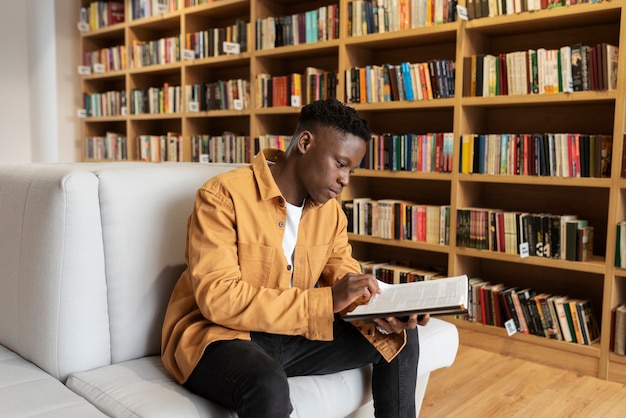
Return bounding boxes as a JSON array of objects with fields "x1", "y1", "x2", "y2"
[{"x1": 343, "y1": 275, "x2": 469, "y2": 322}]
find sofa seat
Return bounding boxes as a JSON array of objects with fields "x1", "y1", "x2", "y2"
[
  {"x1": 0, "y1": 346, "x2": 106, "y2": 417},
  {"x1": 65, "y1": 317, "x2": 457, "y2": 418}
]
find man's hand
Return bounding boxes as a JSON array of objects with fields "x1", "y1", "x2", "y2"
[
  {"x1": 373, "y1": 314, "x2": 431, "y2": 334},
  {"x1": 331, "y1": 272, "x2": 381, "y2": 313}
]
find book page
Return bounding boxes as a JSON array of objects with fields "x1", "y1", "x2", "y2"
[{"x1": 345, "y1": 274, "x2": 468, "y2": 320}]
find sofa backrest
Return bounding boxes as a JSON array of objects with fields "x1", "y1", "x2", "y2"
[
  {"x1": 0, "y1": 165, "x2": 112, "y2": 381},
  {"x1": 93, "y1": 162, "x2": 240, "y2": 364},
  {"x1": 0, "y1": 162, "x2": 241, "y2": 380}
]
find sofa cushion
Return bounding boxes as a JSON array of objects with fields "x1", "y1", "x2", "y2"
[
  {"x1": 94, "y1": 163, "x2": 241, "y2": 364},
  {"x1": 0, "y1": 165, "x2": 111, "y2": 381},
  {"x1": 66, "y1": 355, "x2": 368, "y2": 418},
  {"x1": 66, "y1": 318, "x2": 457, "y2": 418},
  {"x1": 0, "y1": 345, "x2": 107, "y2": 417}
]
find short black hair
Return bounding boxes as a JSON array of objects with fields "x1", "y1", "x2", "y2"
[{"x1": 294, "y1": 99, "x2": 371, "y2": 142}]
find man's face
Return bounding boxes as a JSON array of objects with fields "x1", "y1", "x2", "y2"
[{"x1": 299, "y1": 126, "x2": 367, "y2": 204}]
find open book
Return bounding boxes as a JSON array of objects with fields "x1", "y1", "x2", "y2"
[{"x1": 343, "y1": 274, "x2": 469, "y2": 322}]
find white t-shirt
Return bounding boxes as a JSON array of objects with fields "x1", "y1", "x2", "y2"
[{"x1": 283, "y1": 200, "x2": 303, "y2": 283}]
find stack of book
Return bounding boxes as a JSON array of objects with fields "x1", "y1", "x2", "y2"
[
  {"x1": 364, "y1": 132, "x2": 454, "y2": 173},
  {"x1": 468, "y1": 279, "x2": 600, "y2": 346},
  {"x1": 466, "y1": 43, "x2": 619, "y2": 96},
  {"x1": 457, "y1": 209, "x2": 593, "y2": 262},
  {"x1": 345, "y1": 60, "x2": 455, "y2": 104},
  {"x1": 343, "y1": 199, "x2": 450, "y2": 245},
  {"x1": 459, "y1": 133, "x2": 612, "y2": 178}
]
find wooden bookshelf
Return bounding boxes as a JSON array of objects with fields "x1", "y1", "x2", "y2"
[{"x1": 78, "y1": 0, "x2": 626, "y2": 382}]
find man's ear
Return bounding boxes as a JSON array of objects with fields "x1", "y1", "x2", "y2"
[{"x1": 297, "y1": 130, "x2": 313, "y2": 154}]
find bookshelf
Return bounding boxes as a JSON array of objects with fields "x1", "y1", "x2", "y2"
[{"x1": 78, "y1": 0, "x2": 626, "y2": 382}]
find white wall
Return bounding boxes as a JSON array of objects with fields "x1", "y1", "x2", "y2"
[{"x1": 0, "y1": 0, "x2": 80, "y2": 163}]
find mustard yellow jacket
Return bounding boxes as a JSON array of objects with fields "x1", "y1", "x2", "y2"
[{"x1": 161, "y1": 149, "x2": 405, "y2": 383}]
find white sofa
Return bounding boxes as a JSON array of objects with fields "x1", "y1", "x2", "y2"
[{"x1": 0, "y1": 162, "x2": 459, "y2": 417}]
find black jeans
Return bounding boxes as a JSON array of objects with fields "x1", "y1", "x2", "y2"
[{"x1": 184, "y1": 317, "x2": 419, "y2": 418}]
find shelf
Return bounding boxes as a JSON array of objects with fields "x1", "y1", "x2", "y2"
[
  {"x1": 78, "y1": 0, "x2": 626, "y2": 382},
  {"x1": 456, "y1": 247, "x2": 607, "y2": 274},
  {"x1": 344, "y1": 22, "x2": 459, "y2": 48},
  {"x1": 458, "y1": 173, "x2": 612, "y2": 188},
  {"x1": 461, "y1": 90, "x2": 618, "y2": 106},
  {"x1": 348, "y1": 233, "x2": 450, "y2": 253},
  {"x1": 353, "y1": 169, "x2": 452, "y2": 181},
  {"x1": 465, "y1": 1, "x2": 623, "y2": 35}
]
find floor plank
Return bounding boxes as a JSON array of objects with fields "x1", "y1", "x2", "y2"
[{"x1": 420, "y1": 345, "x2": 626, "y2": 417}]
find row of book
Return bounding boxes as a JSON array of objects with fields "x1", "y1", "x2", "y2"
[
  {"x1": 130, "y1": 84, "x2": 182, "y2": 115},
  {"x1": 185, "y1": 19, "x2": 250, "y2": 59},
  {"x1": 457, "y1": 208, "x2": 593, "y2": 261},
  {"x1": 255, "y1": 5, "x2": 340, "y2": 51},
  {"x1": 362, "y1": 132, "x2": 454, "y2": 173},
  {"x1": 343, "y1": 198, "x2": 451, "y2": 245},
  {"x1": 82, "y1": 45, "x2": 127, "y2": 73},
  {"x1": 191, "y1": 133, "x2": 291, "y2": 164},
  {"x1": 459, "y1": 133, "x2": 613, "y2": 178},
  {"x1": 256, "y1": 71, "x2": 339, "y2": 108},
  {"x1": 136, "y1": 132, "x2": 184, "y2": 162},
  {"x1": 612, "y1": 304, "x2": 626, "y2": 355},
  {"x1": 130, "y1": 36, "x2": 182, "y2": 68},
  {"x1": 468, "y1": 43, "x2": 619, "y2": 97},
  {"x1": 185, "y1": 80, "x2": 250, "y2": 112},
  {"x1": 359, "y1": 260, "x2": 445, "y2": 283},
  {"x1": 345, "y1": 59, "x2": 455, "y2": 104},
  {"x1": 347, "y1": 0, "x2": 458, "y2": 37},
  {"x1": 130, "y1": 0, "x2": 182, "y2": 20},
  {"x1": 83, "y1": 91, "x2": 127, "y2": 118},
  {"x1": 467, "y1": 0, "x2": 608, "y2": 20},
  {"x1": 85, "y1": 132, "x2": 127, "y2": 160},
  {"x1": 468, "y1": 278, "x2": 600, "y2": 345},
  {"x1": 80, "y1": 1, "x2": 124, "y2": 31}
]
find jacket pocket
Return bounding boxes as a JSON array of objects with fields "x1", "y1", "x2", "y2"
[
  {"x1": 307, "y1": 244, "x2": 330, "y2": 283},
  {"x1": 238, "y1": 242, "x2": 275, "y2": 287}
]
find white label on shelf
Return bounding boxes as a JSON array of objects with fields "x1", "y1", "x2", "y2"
[
  {"x1": 93, "y1": 63, "x2": 105, "y2": 74},
  {"x1": 223, "y1": 42, "x2": 240, "y2": 55},
  {"x1": 519, "y1": 242, "x2": 529, "y2": 258},
  {"x1": 291, "y1": 95, "x2": 301, "y2": 107},
  {"x1": 233, "y1": 99, "x2": 243, "y2": 110},
  {"x1": 78, "y1": 65, "x2": 91, "y2": 75},
  {"x1": 77, "y1": 21, "x2": 90, "y2": 32},
  {"x1": 77, "y1": 109, "x2": 87, "y2": 118},
  {"x1": 200, "y1": 154, "x2": 209, "y2": 164},
  {"x1": 504, "y1": 319, "x2": 517, "y2": 336},
  {"x1": 188, "y1": 101, "x2": 199, "y2": 112},
  {"x1": 183, "y1": 49, "x2": 195, "y2": 60},
  {"x1": 456, "y1": 5, "x2": 468, "y2": 21},
  {"x1": 157, "y1": 4, "x2": 168, "y2": 14}
]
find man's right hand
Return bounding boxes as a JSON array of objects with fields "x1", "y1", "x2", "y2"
[{"x1": 331, "y1": 273, "x2": 381, "y2": 313}]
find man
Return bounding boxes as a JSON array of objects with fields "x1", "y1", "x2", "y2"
[{"x1": 162, "y1": 98, "x2": 429, "y2": 417}]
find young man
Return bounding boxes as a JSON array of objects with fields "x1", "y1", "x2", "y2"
[{"x1": 161, "y1": 98, "x2": 429, "y2": 417}]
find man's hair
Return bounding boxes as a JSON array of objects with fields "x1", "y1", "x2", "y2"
[{"x1": 294, "y1": 98, "x2": 371, "y2": 142}]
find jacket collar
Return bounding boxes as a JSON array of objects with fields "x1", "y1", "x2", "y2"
[{"x1": 252, "y1": 148, "x2": 322, "y2": 210}]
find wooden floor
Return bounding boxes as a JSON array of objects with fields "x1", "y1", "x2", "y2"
[{"x1": 420, "y1": 345, "x2": 626, "y2": 417}]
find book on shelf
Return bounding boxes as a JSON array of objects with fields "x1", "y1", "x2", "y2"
[
  {"x1": 613, "y1": 304, "x2": 626, "y2": 355},
  {"x1": 459, "y1": 133, "x2": 613, "y2": 178},
  {"x1": 468, "y1": 280, "x2": 600, "y2": 345},
  {"x1": 343, "y1": 274, "x2": 469, "y2": 322}
]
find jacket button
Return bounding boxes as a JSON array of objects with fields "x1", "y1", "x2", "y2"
[
  {"x1": 278, "y1": 221, "x2": 285, "y2": 227},
  {"x1": 287, "y1": 265, "x2": 292, "y2": 271}
]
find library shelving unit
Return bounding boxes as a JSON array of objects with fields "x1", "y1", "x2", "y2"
[{"x1": 78, "y1": 0, "x2": 626, "y2": 382}]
